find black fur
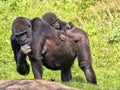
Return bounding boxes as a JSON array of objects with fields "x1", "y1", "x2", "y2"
[{"x1": 11, "y1": 17, "x2": 97, "y2": 84}]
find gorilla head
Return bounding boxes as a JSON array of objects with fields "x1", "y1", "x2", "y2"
[
  {"x1": 42, "y1": 12, "x2": 74, "y2": 30},
  {"x1": 12, "y1": 17, "x2": 32, "y2": 46},
  {"x1": 42, "y1": 12, "x2": 58, "y2": 25}
]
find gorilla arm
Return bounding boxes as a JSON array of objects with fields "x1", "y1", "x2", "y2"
[{"x1": 11, "y1": 35, "x2": 30, "y2": 75}]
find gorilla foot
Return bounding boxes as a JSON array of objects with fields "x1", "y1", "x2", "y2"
[{"x1": 84, "y1": 68, "x2": 97, "y2": 84}]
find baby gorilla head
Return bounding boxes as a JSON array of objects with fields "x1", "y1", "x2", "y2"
[
  {"x1": 42, "y1": 12, "x2": 65, "y2": 30},
  {"x1": 42, "y1": 12, "x2": 74, "y2": 30},
  {"x1": 42, "y1": 12, "x2": 58, "y2": 25}
]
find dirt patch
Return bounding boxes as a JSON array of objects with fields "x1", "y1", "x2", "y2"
[{"x1": 0, "y1": 79, "x2": 79, "y2": 90}]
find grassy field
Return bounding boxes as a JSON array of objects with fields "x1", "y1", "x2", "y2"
[{"x1": 0, "y1": 0, "x2": 120, "y2": 90}]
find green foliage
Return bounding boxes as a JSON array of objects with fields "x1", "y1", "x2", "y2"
[{"x1": 0, "y1": 0, "x2": 120, "y2": 90}]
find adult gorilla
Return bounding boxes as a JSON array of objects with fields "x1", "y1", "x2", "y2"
[
  {"x1": 11, "y1": 17, "x2": 97, "y2": 84},
  {"x1": 11, "y1": 17, "x2": 60, "y2": 75}
]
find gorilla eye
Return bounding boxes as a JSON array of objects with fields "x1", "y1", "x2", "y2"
[
  {"x1": 15, "y1": 34, "x2": 20, "y2": 38},
  {"x1": 51, "y1": 18, "x2": 58, "y2": 25},
  {"x1": 28, "y1": 25, "x2": 31, "y2": 28},
  {"x1": 21, "y1": 31, "x2": 27, "y2": 36},
  {"x1": 15, "y1": 30, "x2": 27, "y2": 37}
]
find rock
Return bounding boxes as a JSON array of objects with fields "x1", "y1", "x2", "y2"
[{"x1": 0, "y1": 79, "x2": 79, "y2": 90}]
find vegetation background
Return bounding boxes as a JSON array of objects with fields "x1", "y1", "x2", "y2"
[{"x1": 0, "y1": 0, "x2": 120, "y2": 90}]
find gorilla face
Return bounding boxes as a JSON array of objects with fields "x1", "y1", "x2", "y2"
[
  {"x1": 12, "y1": 17, "x2": 32, "y2": 46},
  {"x1": 14, "y1": 30, "x2": 28, "y2": 46},
  {"x1": 51, "y1": 20, "x2": 60, "y2": 29}
]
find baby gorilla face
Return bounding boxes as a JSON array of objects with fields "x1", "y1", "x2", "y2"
[{"x1": 51, "y1": 20, "x2": 60, "y2": 29}]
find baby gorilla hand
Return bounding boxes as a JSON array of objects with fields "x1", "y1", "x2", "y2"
[
  {"x1": 21, "y1": 44, "x2": 31, "y2": 55},
  {"x1": 60, "y1": 34, "x2": 66, "y2": 41}
]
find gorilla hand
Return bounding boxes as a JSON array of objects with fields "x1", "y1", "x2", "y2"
[{"x1": 21, "y1": 44, "x2": 31, "y2": 55}]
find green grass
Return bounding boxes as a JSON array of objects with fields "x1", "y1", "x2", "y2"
[{"x1": 0, "y1": 0, "x2": 120, "y2": 90}]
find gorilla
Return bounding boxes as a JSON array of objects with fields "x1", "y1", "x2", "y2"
[
  {"x1": 11, "y1": 17, "x2": 97, "y2": 84},
  {"x1": 42, "y1": 12, "x2": 74, "y2": 30},
  {"x1": 42, "y1": 12, "x2": 74, "y2": 41}
]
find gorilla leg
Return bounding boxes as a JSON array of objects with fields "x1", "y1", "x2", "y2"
[
  {"x1": 76, "y1": 34, "x2": 97, "y2": 84},
  {"x1": 84, "y1": 67, "x2": 96, "y2": 84},
  {"x1": 29, "y1": 41, "x2": 43, "y2": 79},
  {"x1": 29, "y1": 56, "x2": 43, "y2": 79},
  {"x1": 79, "y1": 62, "x2": 97, "y2": 84},
  {"x1": 61, "y1": 68, "x2": 72, "y2": 82}
]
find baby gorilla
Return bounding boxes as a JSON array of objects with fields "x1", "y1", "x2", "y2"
[{"x1": 42, "y1": 12, "x2": 74, "y2": 41}]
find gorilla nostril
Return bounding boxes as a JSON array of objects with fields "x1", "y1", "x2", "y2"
[
  {"x1": 16, "y1": 38, "x2": 27, "y2": 46},
  {"x1": 21, "y1": 38, "x2": 26, "y2": 42},
  {"x1": 20, "y1": 38, "x2": 27, "y2": 46}
]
